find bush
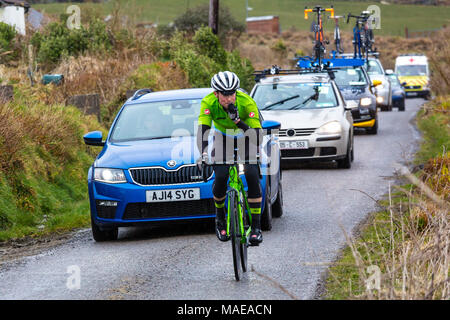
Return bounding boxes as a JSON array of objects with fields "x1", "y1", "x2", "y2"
[
  {"x1": 161, "y1": 27, "x2": 254, "y2": 92},
  {"x1": 31, "y1": 20, "x2": 112, "y2": 67},
  {"x1": 0, "y1": 22, "x2": 17, "y2": 63},
  {"x1": 173, "y1": 4, "x2": 245, "y2": 41}
]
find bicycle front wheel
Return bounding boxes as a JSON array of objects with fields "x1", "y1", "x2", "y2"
[{"x1": 229, "y1": 190, "x2": 243, "y2": 281}]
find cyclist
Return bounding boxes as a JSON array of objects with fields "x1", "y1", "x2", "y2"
[{"x1": 197, "y1": 71, "x2": 264, "y2": 245}]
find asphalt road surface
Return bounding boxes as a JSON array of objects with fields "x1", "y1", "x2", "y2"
[{"x1": 0, "y1": 98, "x2": 425, "y2": 300}]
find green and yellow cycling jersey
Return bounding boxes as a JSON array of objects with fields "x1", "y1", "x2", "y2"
[{"x1": 198, "y1": 91, "x2": 262, "y2": 135}]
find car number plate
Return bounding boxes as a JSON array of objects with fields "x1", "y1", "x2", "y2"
[
  {"x1": 407, "y1": 92, "x2": 418, "y2": 96},
  {"x1": 146, "y1": 188, "x2": 200, "y2": 202},
  {"x1": 279, "y1": 140, "x2": 309, "y2": 149}
]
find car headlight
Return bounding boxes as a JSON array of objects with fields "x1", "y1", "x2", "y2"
[
  {"x1": 360, "y1": 97, "x2": 372, "y2": 107},
  {"x1": 94, "y1": 168, "x2": 127, "y2": 183},
  {"x1": 316, "y1": 121, "x2": 342, "y2": 135}
]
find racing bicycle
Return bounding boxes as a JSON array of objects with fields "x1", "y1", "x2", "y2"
[
  {"x1": 201, "y1": 147, "x2": 261, "y2": 281},
  {"x1": 332, "y1": 15, "x2": 345, "y2": 55},
  {"x1": 303, "y1": 5, "x2": 335, "y2": 69},
  {"x1": 347, "y1": 11, "x2": 374, "y2": 61}
]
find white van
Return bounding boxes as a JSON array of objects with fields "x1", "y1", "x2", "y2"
[{"x1": 395, "y1": 54, "x2": 430, "y2": 98}]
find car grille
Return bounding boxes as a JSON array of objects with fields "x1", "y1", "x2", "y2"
[
  {"x1": 281, "y1": 148, "x2": 315, "y2": 158},
  {"x1": 278, "y1": 128, "x2": 316, "y2": 137},
  {"x1": 122, "y1": 199, "x2": 215, "y2": 220},
  {"x1": 129, "y1": 165, "x2": 214, "y2": 186}
]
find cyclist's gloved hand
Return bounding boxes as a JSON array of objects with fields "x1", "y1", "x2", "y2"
[
  {"x1": 197, "y1": 152, "x2": 209, "y2": 170},
  {"x1": 227, "y1": 103, "x2": 239, "y2": 121}
]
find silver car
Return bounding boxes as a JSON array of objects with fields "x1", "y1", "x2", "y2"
[
  {"x1": 364, "y1": 58, "x2": 393, "y2": 111},
  {"x1": 251, "y1": 73, "x2": 354, "y2": 169}
]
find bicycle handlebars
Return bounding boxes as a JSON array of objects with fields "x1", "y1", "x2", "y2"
[{"x1": 304, "y1": 6, "x2": 334, "y2": 19}]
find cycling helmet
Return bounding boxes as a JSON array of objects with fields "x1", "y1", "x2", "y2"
[{"x1": 211, "y1": 71, "x2": 240, "y2": 95}]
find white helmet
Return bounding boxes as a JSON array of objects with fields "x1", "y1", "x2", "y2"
[{"x1": 211, "y1": 71, "x2": 240, "y2": 94}]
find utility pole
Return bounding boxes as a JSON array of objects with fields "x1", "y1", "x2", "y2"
[{"x1": 209, "y1": 0, "x2": 219, "y2": 34}]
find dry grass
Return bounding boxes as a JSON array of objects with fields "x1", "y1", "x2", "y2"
[{"x1": 340, "y1": 164, "x2": 449, "y2": 299}]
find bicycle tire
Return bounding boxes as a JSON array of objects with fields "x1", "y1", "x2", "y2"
[
  {"x1": 229, "y1": 190, "x2": 243, "y2": 281},
  {"x1": 239, "y1": 190, "x2": 249, "y2": 272}
]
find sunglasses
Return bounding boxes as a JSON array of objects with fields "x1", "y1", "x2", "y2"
[{"x1": 219, "y1": 90, "x2": 236, "y2": 96}]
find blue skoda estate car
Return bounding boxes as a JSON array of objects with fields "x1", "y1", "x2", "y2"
[{"x1": 83, "y1": 88, "x2": 283, "y2": 241}]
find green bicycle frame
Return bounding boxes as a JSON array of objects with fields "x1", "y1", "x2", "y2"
[{"x1": 226, "y1": 165, "x2": 252, "y2": 242}]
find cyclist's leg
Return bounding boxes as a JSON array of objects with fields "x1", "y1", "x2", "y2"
[
  {"x1": 213, "y1": 164, "x2": 230, "y2": 241},
  {"x1": 244, "y1": 164, "x2": 263, "y2": 244}
]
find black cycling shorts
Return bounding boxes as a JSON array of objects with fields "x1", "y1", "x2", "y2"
[{"x1": 213, "y1": 164, "x2": 262, "y2": 199}]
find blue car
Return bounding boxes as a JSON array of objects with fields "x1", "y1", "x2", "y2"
[
  {"x1": 386, "y1": 71, "x2": 406, "y2": 111},
  {"x1": 83, "y1": 88, "x2": 283, "y2": 241}
]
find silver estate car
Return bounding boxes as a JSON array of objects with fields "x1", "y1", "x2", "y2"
[
  {"x1": 251, "y1": 73, "x2": 354, "y2": 169},
  {"x1": 364, "y1": 58, "x2": 393, "y2": 111}
]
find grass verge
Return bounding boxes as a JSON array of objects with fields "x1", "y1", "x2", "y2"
[{"x1": 323, "y1": 98, "x2": 450, "y2": 300}]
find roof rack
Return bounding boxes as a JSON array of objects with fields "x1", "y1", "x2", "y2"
[
  {"x1": 253, "y1": 65, "x2": 330, "y2": 82},
  {"x1": 295, "y1": 54, "x2": 365, "y2": 69},
  {"x1": 131, "y1": 88, "x2": 153, "y2": 101}
]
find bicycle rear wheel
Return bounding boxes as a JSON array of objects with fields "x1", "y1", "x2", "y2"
[{"x1": 229, "y1": 190, "x2": 243, "y2": 281}]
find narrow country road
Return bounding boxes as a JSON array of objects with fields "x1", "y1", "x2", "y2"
[{"x1": 0, "y1": 98, "x2": 425, "y2": 300}]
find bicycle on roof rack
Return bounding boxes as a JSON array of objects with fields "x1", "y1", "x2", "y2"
[
  {"x1": 331, "y1": 14, "x2": 346, "y2": 55},
  {"x1": 301, "y1": 5, "x2": 334, "y2": 70},
  {"x1": 347, "y1": 11, "x2": 375, "y2": 62}
]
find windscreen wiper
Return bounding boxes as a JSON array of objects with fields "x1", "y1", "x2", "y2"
[
  {"x1": 261, "y1": 94, "x2": 300, "y2": 110},
  {"x1": 289, "y1": 88, "x2": 319, "y2": 110}
]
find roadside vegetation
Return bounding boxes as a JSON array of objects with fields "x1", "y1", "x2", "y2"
[{"x1": 324, "y1": 31, "x2": 449, "y2": 300}]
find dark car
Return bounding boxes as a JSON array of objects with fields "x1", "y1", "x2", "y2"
[
  {"x1": 385, "y1": 71, "x2": 406, "y2": 111},
  {"x1": 333, "y1": 66, "x2": 380, "y2": 134},
  {"x1": 83, "y1": 88, "x2": 283, "y2": 241}
]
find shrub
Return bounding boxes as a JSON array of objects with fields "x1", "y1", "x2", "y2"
[
  {"x1": 0, "y1": 22, "x2": 17, "y2": 63},
  {"x1": 31, "y1": 20, "x2": 112, "y2": 67},
  {"x1": 173, "y1": 4, "x2": 245, "y2": 41}
]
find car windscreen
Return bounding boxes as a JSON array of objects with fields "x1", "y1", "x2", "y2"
[
  {"x1": 110, "y1": 99, "x2": 202, "y2": 142},
  {"x1": 365, "y1": 60, "x2": 383, "y2": 75},
  {"x1": 334, "y1": 68, "x2": 368, "y2": 87},
  {"x1": 396, "y1": 65, "x2": 427, "y2": 76},
  {"x1": 253, "y1": 83, "x2": 338, "y2": 110}
]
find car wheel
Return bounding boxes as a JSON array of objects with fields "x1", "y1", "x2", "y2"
[
  {"x1": 366, "y1": 118, "x2": 378, "y2": 135},
  {"x1": 399, "y1": 99, "x2": 405, "y2": 111},
  {"x1": 350, "y1": 135, "x2": 354, "y2": 162},
  {"x1": 91, "y1": 217, "x2": 118, "y2": 242},
  {"x1": 261, "y1": 186, "x2": 272, "y2": 231},
  {"x1": 337, "y1": 139, "x2": 352, "y2": 169},
  {"x1": 272, "y1": 180, "x2": 283, "y2": 218}
]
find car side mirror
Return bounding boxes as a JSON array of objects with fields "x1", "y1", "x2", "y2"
[
  {"x1": 262, "y1": 120, "x2": 281, "y2": 134},
  {"x1": 84, "y1": 131, "x2": 105, "y2": 146},
  {"x1": 385, "y1": 69, "x2": 394, "y2": 75},
  {"x1": 372, "y1": 80, "x2": 382, "y2": 87}
]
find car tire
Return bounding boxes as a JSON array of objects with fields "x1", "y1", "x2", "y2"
[
  {"x1": 261, "y1": 186, "x2": 272, "y2": 231},
  {"x1": 366, "y1": 118, "x2": 378, "y2": 135},
  {"x1": 337, "y1": 139, "x2": 352, "y2": 169},
  {"x1": 398, "y1": 99, "x2": 405, "y2": 111},
  {"x1": 272, "y1": 180, "x2": 283, "y2": 218},
  {"x1": 91, "y1": 217, "x2": 118, "y2": 242}
]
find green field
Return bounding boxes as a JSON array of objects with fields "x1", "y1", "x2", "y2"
[{"x1": 34, "y1": 0, "x2": 450, "y2": 36}]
